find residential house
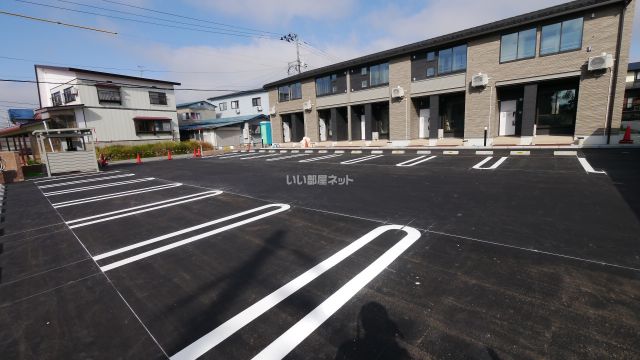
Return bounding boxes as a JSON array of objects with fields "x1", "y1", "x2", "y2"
[
  {"x1": 34, "y1": 65, "x2": 181, "y2": 145},
  {"x1": 177, "y1": 100, "x2": 217, "y2": 124},
  {"x1": 264, "y1": 0, "x2": 635, "y2": 147}
]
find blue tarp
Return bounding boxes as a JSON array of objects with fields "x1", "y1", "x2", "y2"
[
  {"x1": 7, "y1": 108, "x2": 35, "y2": 121},
  {"x1": 179, "y1": 114, "x2": 268, "y2": 131}
]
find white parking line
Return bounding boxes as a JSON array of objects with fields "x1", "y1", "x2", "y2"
[
  {"x1": 472, "y1": 156, "x2": 508, "y2": 170},
  {"x1": 43, "y1": 178, "x2": 156, "y2": 196},
  {"x1": 577, "y1": 157, "x2": 607, "y2": 174},
  {"x1": 340, "y1": 155, "x2": 383, "y2": 165},
  {"x1": 38, "y1": 174, "x2": 135, "y2": 188},
  {"x1": 99, "y1": 203, "x2": 290, "y2": 271},
  {"x1": 52, "y1": 183, "x2": 182, "y2": 208},
  {"x1": 66, "y1": 190, "x2": 223, "y2": 229},
  {"x1": 396, "y1": 155, "x2": 437, "y2": 167},
  {"x1": 218, "y1": 153, "x2": 257, "y2": 159},
  {"x1": 34, "y1": 171, "x2": 121, "y2": 184},
  {"x1": 298, "y1": 154, "x2": 342, "y2": 163},
  {"x1": 170, "y1": 225, "x2": 420, "y2": 360},
  {"x1": 253, "y1": 225, "x2": 421, "y2": 360},
  {"x1": 266, "y1": 154, "x2": 309, "y2": 161},
  {"x1": 241, "y1": 154, "x2": 282, "y2": 160}
]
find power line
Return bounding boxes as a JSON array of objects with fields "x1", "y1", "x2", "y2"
[
  {"x1": 15, "y1": 0, "x2": 277, "y2": 39},
  {"x1": 0, "y1": 55, "x2": 281, "y2": 74},
  {"x1": 0, "y1": 78, "x2": 253, "y2": 92},
  {"x1": 101, "y1": 0, "x2": 282, "y2": 36},
  {"x1": 0, "y1": 10, "x2": 117, "y2": 34},
  {"x1": 302, "y1": 41, "x2": 342, "y2": 62},
  {"x1": 54, "y1": 0, "x2": 279, "y2": 38}
]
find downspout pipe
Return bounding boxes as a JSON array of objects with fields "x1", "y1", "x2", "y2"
[{"x1": 606, "y1": 0, "x2": 632, "y2": 144}]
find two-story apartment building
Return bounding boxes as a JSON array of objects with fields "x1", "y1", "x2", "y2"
[
  {"x1": 34, "y1": 65, "x2": 181, "y2": 145},
  {"x1": 623, "y1": 62, "x2": 640, "y2": 129},
  {"x1": 207, "y1": 88, "x2": 269, "y2": 119},
  {"x1": 265, "y1": 0, "x2": 635, "y2": 147}
]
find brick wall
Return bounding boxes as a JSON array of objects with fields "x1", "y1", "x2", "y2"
[{"x1": 389, "y1": 55, "x2": 412, "y2": 140}]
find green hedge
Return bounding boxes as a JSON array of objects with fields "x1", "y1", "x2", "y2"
[{"x1": 96, "y1": 141, "x2": 213, "y2": 161}]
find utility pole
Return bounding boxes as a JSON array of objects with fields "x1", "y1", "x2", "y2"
[{"x1": 281, "y1": 33, "x2": 307, "y2": 75}]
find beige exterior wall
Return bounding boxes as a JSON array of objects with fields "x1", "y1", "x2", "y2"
[
  {"x1": 266, "y1": 1, "x2": 634, "y2": 145},
  {"x1": 466, "y1": 3, "x2": 634, "y2": 140},
  {"x1": 389, "y1": 55, "x2": 412, "y2": 141}
]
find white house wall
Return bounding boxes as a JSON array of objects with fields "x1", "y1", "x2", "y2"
[
  {"x1": 212, "y1": 92, "x2": 269, "y2": 118},
  {"x1": 84, "y1": 108, "x2": 178, "y2": 143}
]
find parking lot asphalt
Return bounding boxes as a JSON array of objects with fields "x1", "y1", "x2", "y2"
[{"x1": 1, "y1": 148, "x2": 639, "y2": 359}]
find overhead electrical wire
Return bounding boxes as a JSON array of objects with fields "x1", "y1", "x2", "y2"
[
  {"x1": 54, "y1": 0, "x2": 279, "y2": 38},
  {"x1": 0, "y1": 10, "x2": 117, "y2": 34},
  {"x1": 101, "y1": 0, "x2": 283, "y2": 36},
  {"x1": 15, "y1": 0, "x2": 277, "y2": 39},
  {"x1": 0, "y1": 78, "x2": 252, "y2": 92}
]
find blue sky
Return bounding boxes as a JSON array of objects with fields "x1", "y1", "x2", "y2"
[{"x1": 1, "y1": 0, "x2": 639, "y2": 123}]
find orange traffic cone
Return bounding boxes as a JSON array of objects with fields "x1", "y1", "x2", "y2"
[
  {"x1": 197, "y1": 147, "x2": 202, "y2": 157},
  {"x1": 193, "y1": 147, "x2": 198, "y2": 158},
  {"x1": 136, "y1": 153, "x2": 142, "y2": 164},
  {"x1": 619, "y1": 125, "x2": 633, "y2": 144},
  {"x1": 167, "y1": 149, "x2": 172, "y2": 160}
]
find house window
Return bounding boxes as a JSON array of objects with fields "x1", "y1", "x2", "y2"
[
  {"x1": 96, "y1": 86, "x2": 122, "y2": 104},
  {"x1": 290, "y1": 82, "x2": 302, "y2": 100},
  {"x1": 500, "y1": 28, "x2": 536, "y2": 62},
  {"x1": 540, "y1": 18, "x2": 583, "y2": 55},
  {"x1": 362, "y1": 80, "x2": 368, "y2": 88},
  {"x1": 361, "y1": 67, "x2": 367, "y2": 75},
  {"x1": 278, "y1": 85, "x2": 290, "y2": 102},
  {"x1": 536, "y1": 82, "x2": 579, "y2": 135},
  {"x1": 426, "y1": 52, "x2": 437, "y2": 78},
  {"x1": 438, "y1": 45, "x2": 467, "y2": 75},
  {"x1": 628, "y1": 97, "x2": 635, "y2": 109},
  {"x1": 231, "y1": 100, "x2": 239, "y2": 109},
  {"x1": 149, "y1": 91, "x2": 168, "y2": 105},
  {"x1": 219, "y1": 102, "x2": 227, "y2": 111},
  {"x1": 52, "y1": 92, "x2": 62, "y2": 106},
  {"x1": 252, "y1": 97, "x2": 261, "y2": 106},
  {"x1": 63, "y1": 87, "x2": 76, "y2": 103},
  {"x1": 636, "y1": 72, "x2": 640, "y2": 81},
  {"x1": 135, "y1": 119, "x2": 172, "y2": 135},
  {"x1": 370, "y1": 63, "x2": 389, "y2": 87}
]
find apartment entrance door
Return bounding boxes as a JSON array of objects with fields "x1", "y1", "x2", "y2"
[
  {"x1": 283, "y1": 121, "x2": 291, "y2": 142},
  {"x1": 499, "y1": 100, "x2": 517, "y2": 136},
  {"x1": 319, "y1": 117, "x2": 327, "y2": 142},
  {"x1": 419, "y1": 108, "x2": 430, "y2": 138}
]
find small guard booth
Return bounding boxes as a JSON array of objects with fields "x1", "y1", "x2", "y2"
[{"x1": 33, "y1": 128, "x2": 99, "y2": 177}]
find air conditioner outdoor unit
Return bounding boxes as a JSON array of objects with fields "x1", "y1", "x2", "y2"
[
  {"x1": 391, "y1": 86, "x2": 405, "y2": 99},
  {"x1": 256, "y1": 106, "x2": 263, "y2": 112},
  {"x1": 588, "y1": 53, "x2": 613, "y2": 71},
  {"x1": 269, "y1": 106, "x2": 276, "y2": 115},
  {"x1": 303, "y1": 100, "x2": 312, "y2": 111},
  {"x1": 235, "y1": 109, "x2": 241, "y2": 114},
  {"x1": 471, "y1": 73, "x2": 489, "y2": 87}
]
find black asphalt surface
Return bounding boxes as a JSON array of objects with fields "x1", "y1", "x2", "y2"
[{"x1": 1, "y1": 148, "x2": 639, "y2": 359}]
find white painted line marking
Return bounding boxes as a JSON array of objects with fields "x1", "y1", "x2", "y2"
[
  {"x1": 240, "y1": 154, "x2": 282, "y2": 160},
  {"x1": 252, "y1": 225, "x2": 421, "y2": 360},
  {"x1": 472, "y1": 156, "x2": 508, "y2": 170},
  {"x1": 43, "y1": 178, "x2": 156, "y2": 196},
  {"x1": 371, "y1": 150, "x2": 383, "y2": 154},
  {"x1": 259, "y1": 150, "x2": 266, "y2": 153},
  {"x1": 304, "y1": 150, "x2": 314, "y2": 153},
  {"x1": 100, "y1": 204, "x2": 290, "y2": 271},
  {"x1": 554, "y1": 151, "x2": 577, "y2": 156},
  {"x1": 334, "y1": 150, "x2": 345, "y2": 154},
  {"x1": 279, "y1": 150, "x2": 288, "y2": 153},
  {"x1": 475, "y1": 150, "x2": 493, "y2": 155},
  {"x1": 266, "y1": 154, "x2": 309, "y2": 161},
  {"x1": 577, "y1": 157, "x2": 606, "y2": 174},
  {"x1": 392, "y1": 150, "x2": 405, "y2": 154},
  {"x1": 396, "y1": 155, "x2": 437, "y2": 167},
  {"x1": 510, "y1": 150, "x2": 530, "y2": 156},
  {"x1": 299, "y1": 154, "x2": 341, "y2": 163},
  {"x1": 218, "y1": 153, "x2": 258, "y2": 159},
  {"x1": 95, "y1": 204, "x2": 289, "y2": 262},
  {"x1": 38, "y1": 174, "x2": 135, "y2": 189},
  {"x1": 35, "y1": 171, "x2": 121, "y2": 184},
  {"x1": 351, "y1": 150, "x2": 362, "y2": 154},
  {"x1": 52, "y1": 183, "x2": 182, "y2": 208},
  {"x1": 416, "y1": 150, "x2": 431, "y2": 155},
  {"x1": 291, "y1": 150, "x2": 300, "y2": 153},
  {"x1": 268, "y1": 150, "x2": 276, "y2": 153},
  {"x1": 318, "y1": 150, "x2": 328, "y2": 154},
  {"x1": 340, "y1": 155, "x2": 383, "y2": 165},
  {"x1": 443, "y1": 150, "x2": 459, "y2": 155},
  {"x1": 170, "y1": 225, "x2": 420, "y2": 360},
  {"x1": 67, "y1": 191, "x2": 223, "y2": 229}
]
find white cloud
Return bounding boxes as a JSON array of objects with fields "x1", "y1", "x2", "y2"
[{"x1": 185, "y1": 0, "x2": 357, "y2": 23}]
